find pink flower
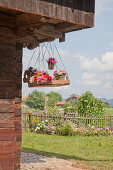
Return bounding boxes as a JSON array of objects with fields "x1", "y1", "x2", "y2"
[
  {"x1": 48, "y1": 58, "x2": 56, "y2": 65},
  {"x1": 47, "y1": 76, "x2": 52, "y2": 81},
  {"x1": 53, "y1": 70, "x2": 57, "y2": 76},
  {"x1": 62, "y1": 70, "x2": 67, "y2": 75},
  {"x1": 52, "y1": 60, "x2": 56, "y2": 64}
]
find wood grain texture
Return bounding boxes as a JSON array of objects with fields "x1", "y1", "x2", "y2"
[
  {"x1": 0, "y1": 0, "x2": 95, "y2": 27},
  {"x1": 0, "y1": 25, "x2": 22, "y2": 170}
]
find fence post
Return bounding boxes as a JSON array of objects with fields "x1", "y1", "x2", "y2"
[{"x1": 29, "y1": 113, "x2": 32, "y2": 130}]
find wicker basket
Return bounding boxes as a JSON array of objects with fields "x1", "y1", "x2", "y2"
[{"x1": 55, "y1": 75, "x2": 65, "y2": 80}]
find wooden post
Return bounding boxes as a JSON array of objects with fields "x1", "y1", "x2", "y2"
[{"x1": 0, "y1": 15, "x2": 22, "y2": 170}]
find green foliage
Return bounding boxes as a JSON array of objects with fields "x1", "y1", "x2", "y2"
[
  {"x1": 47, "y1": 105, "x2": 59, "y2": 115},
  {"x1": 63, "y1": 102, "x2": 72, "y2": 108},
  {"x1": 57, "y1": 123, "x2": 112, "y2": 136},
  {"x1": 25, "y1": 90, "x2": 45, "y2": 110},
  {"x1": 46, "y1": 91, "x2": 62, "y2": 107},
  {"x1": 77, "y1": 91, "x2": 104, "y2": 116},
  {"x1": 35, "y1": 120, "x2": 55, "y2": 135},
  {"x1": 68, "y1": 99, "x2": 77, "y2": 107},
  {"x1": 64, "y1": 107, "x2": 77, "y2": 113},
  {"x1": 57, "y1": 123, "x2": 74, "y2": 136}
]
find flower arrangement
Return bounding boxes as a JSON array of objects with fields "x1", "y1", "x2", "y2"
[
  {"x1": 53, "y1": 70, "x2": 67, "y2": 80},
  {"x1": 53, "y1": 70, "x2": 67, "y2": 77},
  {"x1": 47, "y1": 58, "x2": 57, "y2": 70},
  {"x1": 47, "y1": 57, "x2": 56, "y2": 65},
  {"x1": 30, "y1": 70, "x2": 52, "y2": 84}
]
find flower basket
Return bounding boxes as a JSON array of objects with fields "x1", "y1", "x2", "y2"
[
  {"x1": 55, "y1": 75, "x2": 65, "y2": 80},
  {"x1": 48, "y1": 62, "x2": 55, "y2": 70},
  {"x1": 47, "y1": 58, "x2": 56, "y2": 70}
]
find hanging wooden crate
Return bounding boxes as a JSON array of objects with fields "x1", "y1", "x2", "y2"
[{"x1": 28, "y1": 79, "x2": 70, "y2": 87}]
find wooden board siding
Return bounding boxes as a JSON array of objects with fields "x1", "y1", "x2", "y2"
[
  {"x1": 0, "y1": 17, "x2": 22, "y2": 169},
  {"x1": 0, "y1": 0, "x2": 95, "y2": 27},
  {"x1": 0, "y1": 0, "x2": 95, "y2": 49}
]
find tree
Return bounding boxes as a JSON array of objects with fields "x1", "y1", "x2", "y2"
[
  {"x1": 63, "y1": 102, "x2": 72, "y2": 108},
  {"x1": 69, "y1": 94, "x2": 78, "y2": 98},
  {"x1": 46, "y1": 91, "x2": 62, "y2": 107},
  {"x1": 25, "y1": 90, "x2": 45, "y2": 110},
  {"x1": 77, "y1": 91, "x2": 104, "y2": 116}
]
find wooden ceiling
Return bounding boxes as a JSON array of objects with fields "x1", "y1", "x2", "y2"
[{"x1": 0, "y1": 0, "x2": 95, "y2": 49}]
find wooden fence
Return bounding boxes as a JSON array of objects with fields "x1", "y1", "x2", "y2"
[{"x1": 22, "y1": 111, "x2": 113, "y2": 131}]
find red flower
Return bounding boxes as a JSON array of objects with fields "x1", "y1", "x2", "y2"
[
  {"x1": 34, "y1": 77, "x2": 37, "y2": 81},
  {"x1": 44, "y1": 74, "x2": 49, "y2": 79},
  {"x1": 35, "y1": 72, "x2": 38, "y2": 75},
  {"x1": 47, "y1": 76, "x2": 52, "y2": 81}
]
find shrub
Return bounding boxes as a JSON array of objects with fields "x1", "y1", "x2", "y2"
[
  {"x1": 64, "y1": 107, "x2": 77, "y2": 113},
  {"x1": 77, "y1": 91, "x2": 105, "y2": 116},
  {"x1": 56, "y1": 123, "x2": 75, "y2": 136},
  {"x1": 35, "y1": 120, "x2": 56, "y2": 135}
]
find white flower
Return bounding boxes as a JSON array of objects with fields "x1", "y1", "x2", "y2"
[{"x1": 29, "y1": 76, "x2": 34, "y2": 83}]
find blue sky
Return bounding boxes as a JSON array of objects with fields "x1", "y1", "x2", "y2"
[{"x1": 22, "y1": 0, "x2": 113, "y2": 99}]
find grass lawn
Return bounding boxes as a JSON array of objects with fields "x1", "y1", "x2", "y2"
[
  {"x1": 22, "y1": 132, "x2": 113, "y2": 170},
  {"x1": 105, "y1": 108, "x2": 113, "y2": 115}
]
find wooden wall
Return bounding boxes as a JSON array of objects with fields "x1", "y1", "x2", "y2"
[
  {"x1": 0, "y1": 15, "x2": 22, "y2": 170},
  {"x1": 0, "y1": 0, "x2": 95, "y2": 27}
]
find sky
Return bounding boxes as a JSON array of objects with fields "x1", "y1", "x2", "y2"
[{"x1": 22, "y1": 0, "x2": 113, "y2": 99}]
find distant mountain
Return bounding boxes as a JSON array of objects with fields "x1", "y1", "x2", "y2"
[{"x1": 100, "y1": 98, "x2": 113, "y2": 107}]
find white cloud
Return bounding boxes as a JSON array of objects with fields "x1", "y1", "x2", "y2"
[
  {"x1": 82, "y1": 72, "x2": 96, "y2": 80},
  {"x1": 82, "y1": 80, "x2": 101, "y2": 86},
  {"x1": 79, "y1": 52, "x2": 113, "y2": 72},
  {"x1": 104, "y1": 73, "x2": 113, "y2": 80}
]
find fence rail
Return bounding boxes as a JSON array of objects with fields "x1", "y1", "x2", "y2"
[{"x1": 22, "y1": 111, "x2": 113, "y2": 131}]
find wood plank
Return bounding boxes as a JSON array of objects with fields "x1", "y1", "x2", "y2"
[
  {"x1": 0, "y1": 0, "x2": 95, "y2": 27},
  {"x1": 28, "y1": 79, "x2": 70, "y2": 87},
  {"x1": 0, "y1": 112, "x2": 15, "y2": 128}
]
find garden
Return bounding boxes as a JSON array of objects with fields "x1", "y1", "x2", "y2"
[{"x1": 22, "y1": 90, "x2": 113, "y2": 169}]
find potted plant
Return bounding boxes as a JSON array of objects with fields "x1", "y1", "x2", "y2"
[
  {"x1": 53, "y1": 70, "x2": 67, "y2": 80},
  {"x1": 47, "y1": 57, "x2": 56, "y2": 70},
  {"x1": 23, "y1": 67, "x2": 37, "y2": 82}
]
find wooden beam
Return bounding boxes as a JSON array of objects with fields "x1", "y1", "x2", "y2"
[
  {"x1": 33, "y1": 27, "x2": 63, "y2": 39},
  {"x1": 59, "y1": 33, "x2": 65, "y2": 42}
]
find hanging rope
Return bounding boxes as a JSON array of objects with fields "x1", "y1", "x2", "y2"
[
  {"x1": 42, "y1": 43, "x2": 49, "y2": 71},
  {"x1": 53, "y1": 41, "x2": 68, "y2": 74},
  {"x1": 34, "y1": 43, "x2": 45, "y2": 68},
  {"x1": 27, "y1": 48, "x2": 37, "y2": 69},
  {"x1": 50, "y1": 43, "x2": 54, "y2": 58}
]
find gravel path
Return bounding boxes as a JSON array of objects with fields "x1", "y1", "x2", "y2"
[{"x1": 20, "y1": 152, "x2": 84, "y2": 170}]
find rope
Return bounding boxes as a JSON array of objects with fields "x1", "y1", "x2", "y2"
[
  {"x1": 42, "y1": 43, "x2": 49, "y2": 71},
  {"x1": 34, "y1": 44, "x2": 45, "y2": 68},
  {"x1": 50, "y1": 43, "x2": 54, "y2": 58},
  {"x1": 53, "y1": 41, "x2": 68, "y2": 74},
  {"x1": 44, "y1": 44, "x2": 53, "y2": 58},
  {"x1": 27, "y1": 48, "x2": 37, "y2": 69}
]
